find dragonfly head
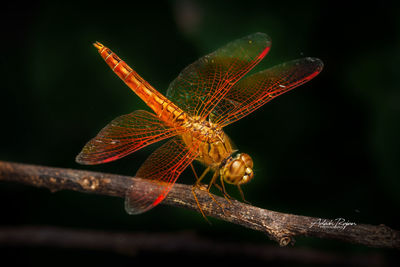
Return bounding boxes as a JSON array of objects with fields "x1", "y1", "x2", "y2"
[{"x1": 221, "y1": 153, "x2": 254, "y2": 185}]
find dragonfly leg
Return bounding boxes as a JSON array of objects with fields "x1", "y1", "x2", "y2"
[
  {"x1": 219, "y1": 174, "x2": 232, "y2": 203},
  {"x1": 205, "y1": 171, "x2": 226, "y2": 211},
  {"x1": 213, "y1": 183, "x2": 231, "y2": 200},
  {"x1": 191, "y1": 166, "x2": 227, "y2": 220},
  {"x1": 191, "y1": 166, "x2": 211, "y2": 222},
  {"x1": 189, "y1": 163, "x2": 199, "y2": 182},
  {"x1": 192, "y1": 165, "x2": 210, "y2": 186},
  {"x1": 237, "y1": 185, "x2": 251, "y2": 204},
  {"x1": 207, "y1": 170, "x2": 219, "y2": 191},
  {"x1": 191, "y1": 186, "x2": 210, "y2": 223}
]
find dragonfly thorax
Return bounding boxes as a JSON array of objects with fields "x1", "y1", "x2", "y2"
[
  {"x1": 181, "y1": 116, "x2": 254, "y2": 186},
  {"x1": 181, "y1": 116, "x2": 233, "y2": 168},
  {"x1": 183, "y1": 116, "x2": 224, "y2": 143}
]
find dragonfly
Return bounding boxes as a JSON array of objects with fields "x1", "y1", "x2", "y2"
[{"x1": 76, "y1": 33, "x2": 323, "y2": 217}]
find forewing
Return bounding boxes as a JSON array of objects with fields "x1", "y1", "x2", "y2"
[
  {"x1": 76, "y1": 110, "x2": 178, "y2": 165},
  {"x1": 166, "y1": 33, "x2": 271, "y2": 120},
  {"x1": 125, "y1": 137, "x2": 198, "y2": 214},
  {"x1": 212, "y1": 58, "x2": 324, "y2": 127}
]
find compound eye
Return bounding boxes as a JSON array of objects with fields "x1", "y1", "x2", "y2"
[
  {"x1": 229, "y1": 160, "x2": 245, "y2": 177},
  {"x1": 240, "y1": 167, "x2": 254, "y2": 184},
  {"x1": 239, "y1": 153, "x2": 253, "y2": 169},
  {"x1": 246, "y1": 167, "x2": 254, "y2": 179}
]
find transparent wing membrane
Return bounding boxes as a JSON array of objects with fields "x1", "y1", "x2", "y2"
[
  {"x1": 166, "y1": 32, "x2": 271, "y2": 120},
  {"x1": 125, "y1": 137, "x2": 198, "y2": 214},
  {"x1": 212, "y1": 58, "x2": 324, "y2": 126},
  {"x1": 76, "y1": 110, "x2": 178, "y2": 165}
]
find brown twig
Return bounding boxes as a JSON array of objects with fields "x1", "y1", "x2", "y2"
[
  {"x1": 0, "y1": 226, "x2": 386, "y2": 266},
  {"x1": 0, "y1": 160, "x2": 399, "y2": 249}
]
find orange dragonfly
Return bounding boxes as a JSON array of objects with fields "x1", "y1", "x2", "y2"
[{"x1": 76, "y1": 33, "x2": 323, "y2": 216}]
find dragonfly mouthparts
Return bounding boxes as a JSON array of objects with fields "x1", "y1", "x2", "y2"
[{"x1": 93, "y1": 41, "x2": 104, "y2": 51}]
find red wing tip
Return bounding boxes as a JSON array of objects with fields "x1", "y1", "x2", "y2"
[
  {"x1": 257, "y1": 46, "x2": 271, "y2": 60},
  {"x1": 75, "y1": 154, "x2": 115, "y2": 165},
  {"x1": 152, "y1": 194, "x2": 166, "y2": 207}
]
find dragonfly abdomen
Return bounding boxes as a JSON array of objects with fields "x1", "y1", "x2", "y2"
[{"x1": 93, "y1": 42, "x2": 188, "y2": 127}]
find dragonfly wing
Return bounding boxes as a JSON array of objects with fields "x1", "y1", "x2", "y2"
[
  {"x1": 125, "y1": 136, "x2": 198, "y2": 214},
  {"x1": 212, "y1": 57, "x2": 324, "y2": 127},
  {"x1": 76, "y1": 110, "x2": 178, "y2": 165},
  {"x1": 166, "y1": 33, "x2": 271, "y2": 120}
]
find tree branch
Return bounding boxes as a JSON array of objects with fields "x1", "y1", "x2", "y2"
[{"x1": 0, "y1": 161, "x2": 399, "y2": 249}]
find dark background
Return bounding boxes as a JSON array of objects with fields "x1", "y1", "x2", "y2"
[{"x1": 1, "y1": 0, "x2": 399, "y2": 265}]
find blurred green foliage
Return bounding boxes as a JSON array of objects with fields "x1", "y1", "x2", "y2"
[{"x1": 1, "y1": 0, "x2": 399, "y2": 265}]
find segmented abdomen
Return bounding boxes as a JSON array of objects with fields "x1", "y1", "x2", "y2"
[{"x1": 93, "y1": 42, "x2": 188, "y2": 127}]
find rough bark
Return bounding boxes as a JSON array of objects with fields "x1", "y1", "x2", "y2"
[{"x1": 0, "y1": 161, "x2": 399, "y2": 249}]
